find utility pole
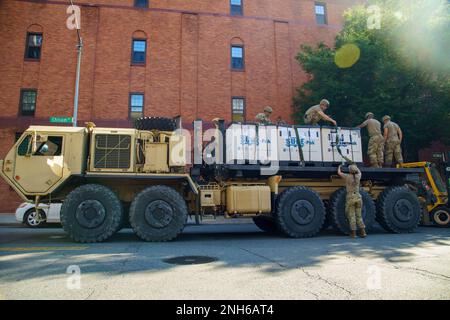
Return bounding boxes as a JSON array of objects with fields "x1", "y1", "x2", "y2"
[
  {"x1": 73, "y1": 37, "x2": 83, "y2": 127},
  {"x1": 69, "y1": 0, "x2": 82, "y2": 127}
]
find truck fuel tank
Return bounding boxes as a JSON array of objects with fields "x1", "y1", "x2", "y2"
[{"x1": 226, "y1": 185, "x2": 271, "y2": 215}]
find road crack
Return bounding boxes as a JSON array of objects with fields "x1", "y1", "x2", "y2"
[
  {"x1": 300, "y1": 267, "x2": 353, "y2": 297},
  {"x1": 239, "y1": 247, "x2": 287, "y2": 269}
]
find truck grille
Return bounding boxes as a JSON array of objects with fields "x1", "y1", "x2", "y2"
[{"x1": 94, "y1": 134, "x2": 131, "y2": 169}]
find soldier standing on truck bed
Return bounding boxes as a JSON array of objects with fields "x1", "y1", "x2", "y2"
[
  {"x1": 255, "y1": 106, "x2": 273, "y2": 125},
  {"x1": 304, "y1": 99, "x2": 337, "y2": 126},
  {"x1": 357, "y1": 112, "x2": 384, "y2": 168},
  {"x1": 337, "y1": 164, "x2": 367, "y2": 239},
  {"x1": 382, "y1": 115, "x2": 404, "y2": 167}
]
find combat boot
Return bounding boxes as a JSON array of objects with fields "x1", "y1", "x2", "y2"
[
  {"x1": 350, "y1": 230, "x2": 356, "y2": 239},
  {"x1": 359, "y1": 228, "x2": 367, "y2": 238}
]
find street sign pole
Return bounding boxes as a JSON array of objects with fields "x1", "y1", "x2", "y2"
[{"x1": 73, "y1": 37, "x2": 82, "y2": 127}]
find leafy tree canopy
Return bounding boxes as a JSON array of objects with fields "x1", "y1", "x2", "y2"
[{"x1": 294, "y1": 0, "x2": 450, "y2": 160}]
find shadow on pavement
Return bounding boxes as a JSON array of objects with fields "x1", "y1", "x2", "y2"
[{"x1": 0, "y1": 223, "x2": 449, "y2": 282}]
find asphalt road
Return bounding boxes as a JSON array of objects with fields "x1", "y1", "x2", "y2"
[{"x1": 0, "y1": 221, "x2": 449, "y2": 300}]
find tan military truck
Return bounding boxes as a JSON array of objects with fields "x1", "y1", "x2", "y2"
[{"x1": 0, "y1": 117, "x2": 424, "y2": 242}]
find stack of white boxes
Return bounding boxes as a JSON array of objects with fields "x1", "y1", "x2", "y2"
[{"x1": 225, "y1": 123, "x2": 363, "y2": 165}]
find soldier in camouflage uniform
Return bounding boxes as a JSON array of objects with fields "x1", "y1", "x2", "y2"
[
  {"x1": 338, "y1": 164, "x2": 367, "y2": 238},
  {"x1": 304, "y1": 99, "x2": 337, "y2": 126},
  {"x1": 382, "y1": 115, "x2": 403, "y2": 167},
  {"x1": 358, "y1": 112, "x2": 384, "y2": 168},
  {"x1": 255, "y1": 106, "x2": 273, "y2": 125}
]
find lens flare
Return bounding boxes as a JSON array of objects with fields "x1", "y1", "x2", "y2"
[{"x1": 334, "y1": 43, "x2": 361, "y2": 68}]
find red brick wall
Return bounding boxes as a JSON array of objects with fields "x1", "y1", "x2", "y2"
[
  {"x1": 419, "y1": 141, "x2": 450, "y2": 163},
  {"x1": 0, "y1": 0, "x2": 360, "y2": 212}
]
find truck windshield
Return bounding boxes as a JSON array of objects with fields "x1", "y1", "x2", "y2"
[{"x1": 430, "y1": 165, "x2": 447, "y2": 194}]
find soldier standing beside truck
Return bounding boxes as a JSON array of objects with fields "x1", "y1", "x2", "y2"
[
  {"x1": 383, "y1": 115, "x2": 404, "y2": 167},
  {"x1": 358, "y1": 112, "x2": 384, "y2": 168},
  {"x1": 304, "y1": 99, "x2": 337, "y2": 126},
  {"x1": 337, "y1": 164, "x2": 367, "y2": 238}
]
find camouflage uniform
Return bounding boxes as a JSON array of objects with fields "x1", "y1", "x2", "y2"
[
  {"x1": 360, "y1": 118, "x2": 384, "y2": 168},
  {"x1": 384, "y1": 120, "x2": 403, "y2": 166},
  {"x1": 304, "y1": 105, "x2": 323, "y2": 125},
  {"x1": 255, "y1": 113, "x2": 272, "y2": 125},
  {"x1": 342, "y1": 167, "x2": 365, "y2": 231}
]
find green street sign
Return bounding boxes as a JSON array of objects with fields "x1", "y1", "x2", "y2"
[{"x1": 50, "y1": 117, "x2": 73, "y2": 124}]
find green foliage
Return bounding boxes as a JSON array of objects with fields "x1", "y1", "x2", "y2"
[{"x1": 293, "y1": 0, "x2": 450, "y2": 160}]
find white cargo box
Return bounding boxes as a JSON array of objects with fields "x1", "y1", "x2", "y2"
[
  {"x1": 241, "y1": 124, "x2": 257, "y2": 162},
  {"x1": 226, "y1": 123, "x2": 244, "y2": 163},
  {"x1": 287, "y1": 127, "x2": 301, "y2": 161},
  {"x1": 321, "y1": 127, "x2": 363, "y2": 163},
  {"x1": 277, "y1": 126, "x2": 291, "y2": 161},
  {"x1": 349, "y1": 129, "x2": 363, "y2": 163},
  {"x1": 256, "y1": 125, "x2": 278, "y2": 163},
  {"x1": 225, "y1": 123, "x2": 362, "y2": 165},
  {"x1": 296, "y1": 126, "x2": 322, "y2": 162}
]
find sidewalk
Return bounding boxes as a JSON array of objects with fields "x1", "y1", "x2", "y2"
[{"x1": 0, "y1": 214, "x2": 19, "y2": 226}]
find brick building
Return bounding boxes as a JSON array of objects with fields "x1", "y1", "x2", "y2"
[{"x1": 0, "y1": 0, "x2": 360, "y2": 212}]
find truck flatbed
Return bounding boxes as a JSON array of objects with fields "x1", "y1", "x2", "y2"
[{"x1": 197, "y1": 164, "x2": 423, "y2": 182}]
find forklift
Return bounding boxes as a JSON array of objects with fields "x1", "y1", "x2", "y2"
[{"x1": 399, "y1": 162, "x2": 450, "y2": 227}]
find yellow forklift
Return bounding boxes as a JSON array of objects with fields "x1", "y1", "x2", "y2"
[{"x1": 399, "y1": 162, "x2": 449, "y2": 227}]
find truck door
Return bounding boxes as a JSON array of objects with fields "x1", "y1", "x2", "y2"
[{"x1": 12, "y1": 134, "x2": 64, "y2": 194}]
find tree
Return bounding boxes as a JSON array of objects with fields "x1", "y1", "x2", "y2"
[{"x1": 293, "y1": 0, "x2": 450, "y2": 160}]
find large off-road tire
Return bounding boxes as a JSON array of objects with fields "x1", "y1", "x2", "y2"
[
  {"x1": 129, "y1": 185, "x2": 187, "y2": 242},
  {"x1": 253, "y1": 215, "x2": 278, "y2": 233},
  {"x1": 430, "y1": 205, "x2": 450, "y2": 228},
  {"x1": 275, "y1": 186, "x2": 325, "y2": 238},
  {"x1": 134, "y1": 117, "x2": 176, "y2": 131},
  {"x1": 328, "y1": 187, "x2": 376, "y2": 235},
  {"x1": 376, "y1": 186, "x2": 421, "y2": 233},
  {"x1": 61, "y1": 184, "x2": 123, "y2": 243}
]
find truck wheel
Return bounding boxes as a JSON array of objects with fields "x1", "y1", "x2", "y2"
[
  {"x1": 328, "y1": 187, "x2": 376, "y2": 235},
  {"x1": 129, "y1": 186, "x2": 187, "y2": 242},
  {"x1": 253, "y1": 216, "x2": 278, "y2": 233},
  {"x1": 376, "y1": 186, "x2": 421, "y2": 233},
  {"x1": 61, "y1": 184, "x2": 123, "y2": 243},
  {"x1": 275, "y1": 186, "x2": 325, "y2": 238},
  {"x1": 431, "y1": 206, "x2": 450, "y2": 227},
  {"x1": 134, "y1": 117, "x2": 176, "y2": 131}
]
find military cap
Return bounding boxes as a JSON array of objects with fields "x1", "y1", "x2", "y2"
[
  {"x1": 349, "y1": 164, "x2": 359, "y2": 174},
  {"x1": 382, "y1": 115, "x2": 391, "y2": 122},
  {"x1": 365, "y1": 112, "x2": 374, "y2": 119},
  {"x1": 264, "y1": 106, "x2": 273, "y2": 113},
  {"x1": 320, "y1": 99, "x2": 330, "y2": 106}
]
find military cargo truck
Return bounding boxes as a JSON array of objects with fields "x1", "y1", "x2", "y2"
[{"x1": 0, "y1": 117, "x2": 424, "y2": 242}]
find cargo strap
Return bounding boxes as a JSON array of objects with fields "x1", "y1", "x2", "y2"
[
  {"x1": 334, "y1": 126, "x2": 353, "y2": 165},
  {"x1": 293, "y1": 127, "x2": 305, "y2": 166}
]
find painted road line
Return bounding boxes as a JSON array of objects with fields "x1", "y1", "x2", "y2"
[{"x1": 0, "y1": 246, "x2": 89, "y2": 252}]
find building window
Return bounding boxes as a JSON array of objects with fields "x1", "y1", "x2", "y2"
[
  {"x1": 231, "y1": 0, "x2": 243, "y2": 16},
  {"x1": 232, "y1": 97, "x2": 245, "y2": 122},
  {"x1": 231, "y1": 45, "x2": 244, "y2": 70},
  {"x1": 19, "y1": 89, "x2": 37, "y2": 116},
  {"x1": 134, "y1": 0, "x2": 148, "y2": 8},
  {"x1": 130, "y1": 93, "x2": 144, "y2": 120},
  {"x1": 25, "y1": 33, "x2": 43, "y2": 60},
  {"x1": 315, "y1": 3, "x2": 327, "y2": 25},
  {"x1": 132, "y1": 39, "x2": 146, "y2": 65}
]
